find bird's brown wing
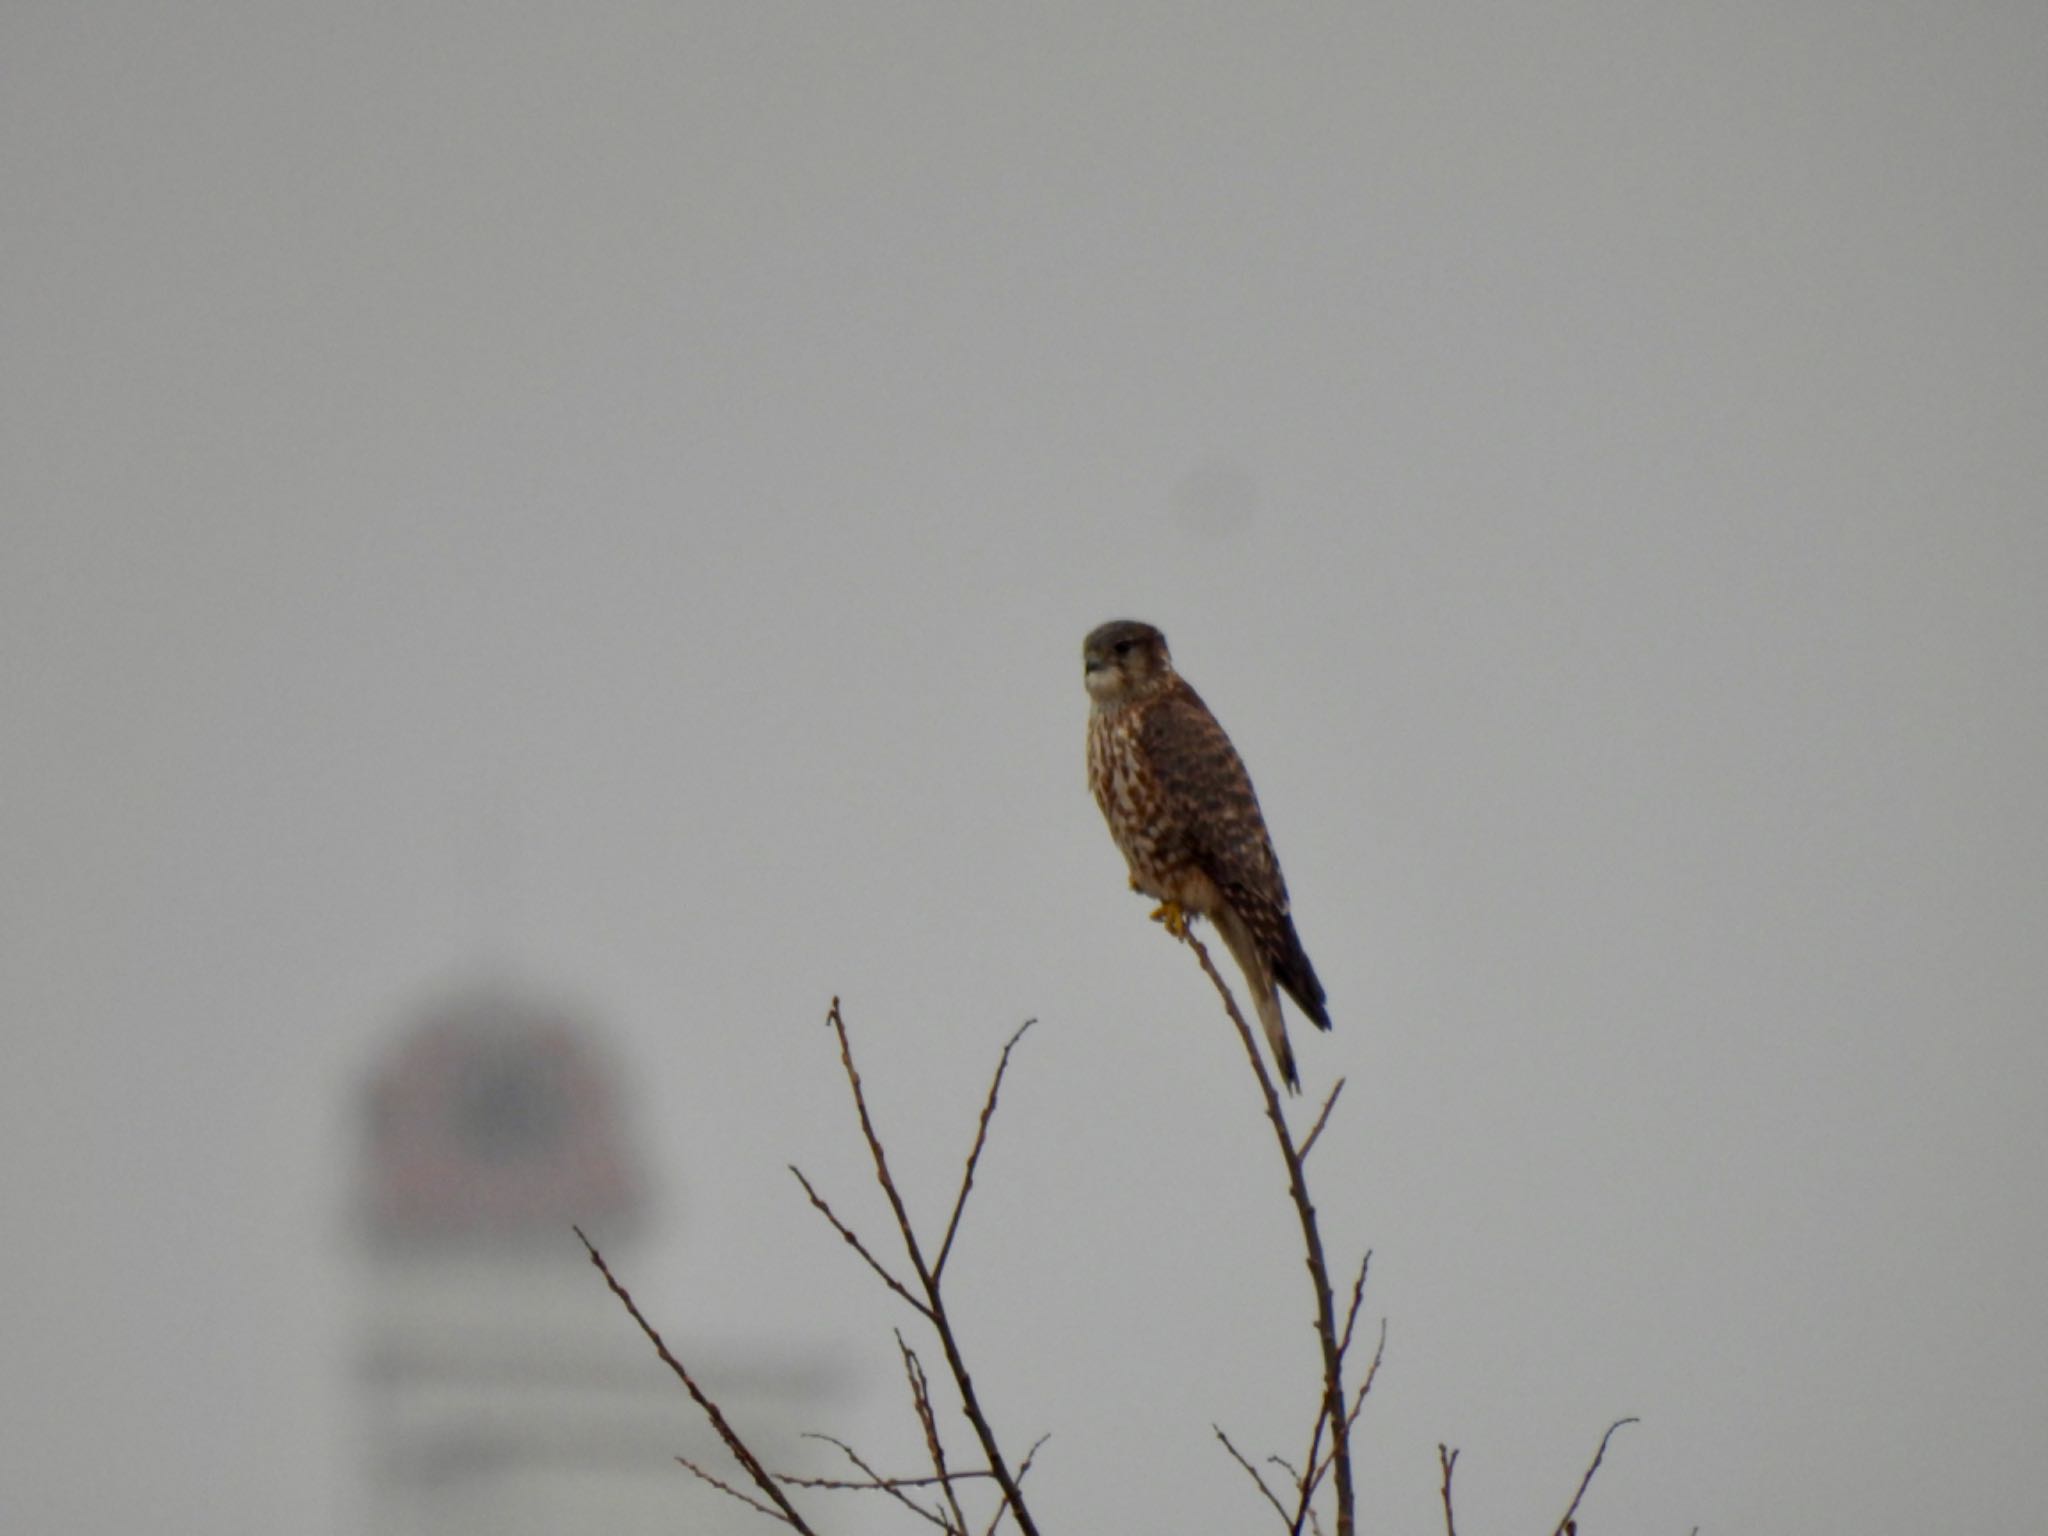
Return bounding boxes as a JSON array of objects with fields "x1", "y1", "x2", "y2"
[{"x1": 1139, "y1": 679, "x2": 1330, "y2": 1029}]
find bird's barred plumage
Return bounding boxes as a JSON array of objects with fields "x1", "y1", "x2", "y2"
[{"x1": 1083, "y1": 619, "x2": 1330, "y2": 1089}]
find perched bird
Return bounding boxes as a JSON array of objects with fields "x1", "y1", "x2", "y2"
[{"x1": 1083, "y1": 619, "x2": 1331, "y2": 1089}]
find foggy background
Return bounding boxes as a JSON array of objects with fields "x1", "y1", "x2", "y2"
[{"x1": 5, "y1": 3, "x2": 2045, "y2": 1532}]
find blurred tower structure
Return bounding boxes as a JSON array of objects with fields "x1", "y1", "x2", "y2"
[{"x1": 355, "y1": 981, "x2": 833, "y2": 1535}]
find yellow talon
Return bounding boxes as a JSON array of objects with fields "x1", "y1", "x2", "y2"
[{"x1": 1148, "y1": 900, "x2": 1189, "y2": 939}]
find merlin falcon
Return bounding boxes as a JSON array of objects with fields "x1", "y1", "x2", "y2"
[{"x1": 1083, "y1": 619, "x2": 1331, "y2": 1089}]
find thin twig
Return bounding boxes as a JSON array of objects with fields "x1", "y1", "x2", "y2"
[
  {"x1": 801, "y1": 1432, "x2": 947, "y2": 1530},
  {"x1": 677, "y1": 1455, "x2": 794, "y2": 1524},
  {"x1": 1343, "y1": 1320, "x2": 1387, "y2": 1436},
  {"x1": 1437, "y1": 1444, "x2": 1459, "y2": 1536},
  {"x1": 789, "y1": 1163, "x2": 934, "y2": 1319},
  {"x1": 1294, "y1": 1251, "x2": 1377, "y2": 1501},
  {"x1": 1295, "y1": 1375, "x2": 1332, "y2": 1522},
  {"x1": 1335, "y1": 1251, "x2": 1372, "y2": 1364},
  {"x1": 1214, "y1": 1424, "x2": 1296, "y2": 1530},
  {"x1": 1305, "y1": 1317, "x2": 1387, "y2": 1504},
  {"x1": 1298, "y1": 1078, "x2": 1347, "y2": 1162},
  {"x1": 826, "y1": 997, "x2": 927, "y2": 1278},
  {"x1": 981, "y1": 1435, "x2": 1052, "y2": 1536},
  {"x1": 1175, "y1": 935, "x2": 1357, "y2": 1536},
  {"x1": 775, "y1": 1463, "x2": 995, "y2": 1493},
  {"x1": 899, "y1": 1331, "x2": 970, "y2": 1535},
  {"x1": 1552, "y1": 1418, "x2": 1639, "y2": 1536},
  {"x1": 575, "y1": 1227, "x2": 815, "y2": 1533},
  {"x1": 936, "y1": 1018, "x2": 1036, "y2": 1283}
]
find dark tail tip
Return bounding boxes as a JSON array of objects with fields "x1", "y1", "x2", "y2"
[
  {"x1": 1276, "y1": 936, "x2": 1333, "y2": 1034},
  {"x1": 1285, "y1": 980, "x2": 1333, "y2": 1034}
]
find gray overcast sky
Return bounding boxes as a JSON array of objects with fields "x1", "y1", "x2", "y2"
[{"x1": 5, "y1": 3, "x2": 2046, "y2": 1532}]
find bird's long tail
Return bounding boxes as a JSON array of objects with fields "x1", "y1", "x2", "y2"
[
  {"x1": 1215, "y1": 908, "x2": 1301, "y2": 1092},
  {"x1": 1252, "y1": 985, "x2": 1300, "y2": 1092}
]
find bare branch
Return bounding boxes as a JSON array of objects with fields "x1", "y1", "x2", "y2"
[
  {"x1": 936, "y1": 1018, "x2": 1037, "y2": 1283},
  {"x1": 1291, "y1": 1314, "x2": 1383, "y2": 1521},
  {"x1": 1343, "y1": 1320, "x2": 1387, "y2": 1436},
  {"x1": 1293, "y1": 1383, "x2": 1332, "y2": 1528},
  {"x1": 899, "y1": 1331, "x2": 970, "y2": 1535},
  {"x1": 776, "y1": 1463, "x2": 996, "y2": 1493},
  {"x1": 607, "y1": 993, "x2": 1659, "y2": 1536},
  {"x1": 801, "y1": 1432, "x2": 948, "y2": 1531},
  {"x1": 1286, "y1": 1310, "x2": 1387, "y2": 1522},
  {"x1": 1173, "y1": 934, "x2": 1357, "y2": 1536},
  {"x1": 1335, "y1": 1251, "x2": 1373, "y2": 1364},
  {"x1": 1552, "y1": 1418, "x2": 1640, "y2": 1536},
  {"x1": 788, "y1": 1163, "x2": 933, "y2": 1319},
  {"x1": 826, "y1": 996, "x2": 929, "y2": 1268},
  {"x1": 575, "y1": 1228, "x2": 815, "y2": 1534},
  {"x1": 980, "y1": 1435, "x2": 1052, "y2": 1536},
  {"x1": 1298, "y1": 1078, "x2": 1347, "y2": 1162},
  {"x1": 824, "y1": 998, "x2": 1044, "y2": 1536},
  {"x1": 677, "y1": 1455, "x2": 796, "y2": 1525},
  {"x1": 1268, "y1": 1451, "x2": 1305, "y2": 1487},
  {"x1": 1214, "y1": 1424, "x2": 1297, "y2": 1530}
]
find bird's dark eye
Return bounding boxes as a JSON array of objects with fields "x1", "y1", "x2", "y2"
[{"x1": 1113, "y1": 640, "x2": 1133, "y2": 657}]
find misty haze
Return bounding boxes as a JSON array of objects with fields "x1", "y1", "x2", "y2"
[{"x1": 5, "y1": 5, "x2": 2045, "y2": 1534}]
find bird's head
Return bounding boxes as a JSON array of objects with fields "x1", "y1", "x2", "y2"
[{"x1": 1083, "y1": 619, "x2": 1173, "y2": 704}]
